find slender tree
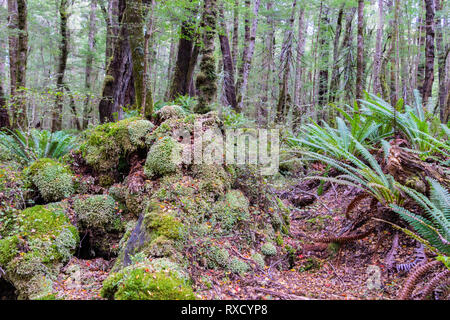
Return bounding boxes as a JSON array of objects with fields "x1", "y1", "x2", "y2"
[
  {"x1": 355, "y1": 0, "x2": 364, "y2": 100},
  {"x1": 194, "y1": 0, "x2": 218, "y2": 114},
  {"x1": 422, "y1": 0, "x2": 435, "y2": 106}
]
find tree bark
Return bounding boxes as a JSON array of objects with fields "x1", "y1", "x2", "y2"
[
  {"x1": 328, "y1": 3, "x2": 344, "y2": 103},
  {"x1": 276, "y1": 0, "x2": 297, "y2": 123},
  {"x1": 292, "y1": 6, "x2": 306, "y2": 132},
  {"x1": 235, "y1": 0, "x2": 261, "y2": 112},
  {"x1": 52, "y1": 0, "x2": 69, "y2": 132},
  {"x1": 124, "y1": 0, "x2": 145, "y2": 111},
  {"x1": 422, "y1": 0, "x2": 435, "y2": 106},
  {"x1": 231, "y1": 0, "x2": 239, "y2": 77},
  {"x1": 356, "y1": 0, "x2": 364, "y2": 100},
  {"x1": 317, "y1": 2, "x2": 329, "y2": 112},
  {"x1": 194, "y1": 0, "x2": 218, "y2": 114},
  {"x1": 373, "y1": 0, "x2": 384, "y2": 96},
  {"x1": 0, "y1": 0, "x2": 9, "y2": 129},
  {"x1": 8, "y1": 0, "x2": 28, "y2": 129},
  {"x1": 168, "y1": 4, "x2": 199, "y2": 101},
  {"x1": 218, "y1": 4, "x2": 237, "y2": 111},
  {"x1": 83, "y1": 0, "x2": 98, "y2": 129},
  {"x1": 99, "y1": 0, "x2": 135, "y2": 123}
]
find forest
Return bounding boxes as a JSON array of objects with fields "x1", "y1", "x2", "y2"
[{"x1": 0, "y1": 0, "x2": 448, "y2": 301}]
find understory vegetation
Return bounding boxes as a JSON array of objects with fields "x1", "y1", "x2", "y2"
[{"x1": 0, "y1": 0, "x2": 448, "y2": 301}]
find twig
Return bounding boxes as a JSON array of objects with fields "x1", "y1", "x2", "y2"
[
  {"x1": 300, "y1": 190, "x2": 334, "y2": 215},
  {"x1": 327, "y1": 261, "x2": 345, "y2": 285}
]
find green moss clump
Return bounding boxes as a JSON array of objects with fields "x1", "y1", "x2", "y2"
[
  {"x1": 101, "y1": 259, "x2": 195, "y2": 300},
  {"x1": 79, "y1": 118, "x2": 153, "y2": 186},
  {"x1": 144, "y1": 137, "x2": 182, "y2": 178},
  {"x1": 229, "y1": 257, "x2": 249, "y2": 275},
  {"x1": 144, "y1": 209, "x2": 183, "y2": 241},
  {"x1": 207, "y1": 246, "x2": 230, "y2": 269},
  {"x1": 191, "y1": 164, "x2": 233, "y2": 197},
  {"x1": 154, "y1": 105, "x2": 185, "y2": 123},
  {"x1": 0, "y1": 205, "x2": 78, "y2": 299},
  {"x1": 73, "y1": 195, "x2": 123, "y2": 233},
  {"x1": 212, "y1": 190, "x2": 250, "y2": 231},
  {"x1": 25, "y1": 158, "x2": 75, "y2": 202},
  {"x1": 128, "y1": 119, "x2": 155, "y2": 147},
  {"x1": 261, "y1": 242, "x2": 277, "y2": 256},
  {"x1": 252, "y1": 253, "x2": 265, "y2": 269}
]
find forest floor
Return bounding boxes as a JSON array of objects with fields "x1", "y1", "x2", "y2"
[{"x1": 50, "y1": 178, "x2": 420, "y2": 300}]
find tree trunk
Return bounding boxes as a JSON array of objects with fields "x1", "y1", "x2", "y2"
[
  {"x1": 259, "y1": 0, "x2": 274, "y2": 126},
  {"x1": 422, "y1": 0, "x2": 435, "y2": 106},
  {"x1": 83, "y1": 0, "x2": 98, "y2": 129},
  {"x1": 342, "y1": 7, "x2": 356, "y2": 102},
  {"x1": 99, "y1": 0, "x2": 135, "y2": 123},
  {"x1": 328, "y1": 4, "x2": 344, "y2": 104},
  {"x1": 231, "y1": 0, "x2": 239, "y2": 76},
  {"x1": 142, "y1": 0, "x2": 155, "y2": 120},
  {"x1": 218, "y1": 4, "x2": 237, "y2": 111},
  {"x1": 194, "y1": 0, "x2": 218, "y2": 114},
  {"x1": 292, "y1": 6, "x2": 306, "y2": 132},
  {"x1": 52, "y1": 0, "x2": 69, "y2": 132},
  {"x1": 276, "y1": 0, "x2": 297, "y2": 123},
  {"x1": 0, "y1": 0, "x2": 9, "y2": 129},
  {"x1": 168, "y1": 5, "x2": 199, "y2": 101},
  {"x1": 8, "y1": 0, "x2": 28, "y2": 129},
  {"x1": 124, "y1": 0, "x2": 145, "y2": 111},
  {"x1": 435, "y1": 0, "x2": 447, "y2": 121},
  {"x1": 355, "y1": 0, "x2": 364, "y2": 100},
  {"x1": 235, "y1": 0, "x2": 261, "y2": 112},
  {"x1": 317, "y1": 3, "x2": 329, "y2": 113},
  {"x1": 373, "y1": 0, "x2": 384, "y2": 96}
]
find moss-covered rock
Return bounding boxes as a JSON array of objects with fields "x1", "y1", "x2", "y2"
[
  {"x1": 191, "y1": 164, "x2": 233, "y2": 198},
  {"x1": 73, "y1": 195, "x2": 123, "y2": 256},
  {"x1": 73, "y1": 195, "x2": 122, "y2": 233},
  {"x1": 154, "y1": 105, "x2": 185, "y2": 124},
  {"x1": 0, "y1": 205, "x2": 78, "y2": 299},
  {"x1": 24, "y1": 158, "x2": 75, "y2": 203},
  {"x1": 78, "y1": 118, "x2": 154, "y2": 187},
  {"x1": 101, "y1": 258, "x2": 195, "y2": 300},
  {"x1": 144, "y1": 137, "x2": 182, "y2": 178}
]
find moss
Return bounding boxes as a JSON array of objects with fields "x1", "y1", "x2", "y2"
[
  {"x1": 154, "y1": 105, "x2": 185, "y2": 123},
  {"x1": 24, "y1": 158, "x2": 75, "y2": 202},
  {"x1": 144, "y1": 137, "x2": 182, "y2": 178},
  {"x1": 206, "y1": 246, "x2": 230, "y2": 269},
  {"x1": 79, "y1": 117, "x2": 153, "y2": 184},
  {"x1": 261, "y1": 242, "x2": 277, "y2": 256},
  {"x1": 144, "y1": 209, "x2": 183, "y2": 241},
  {"x1": 0, "y1": 235, "x2": 19, "y2": 266},
  {"x1": 1, "y1": 205, "x2": 78, "y2": 299},
  {"x1": 128, "y1": 119, "x2": 154, "y2": 147},
  {"x1": 73, "y1": 195, "x2": 122, "y2": 233},
  {"x1": 212, "y1": 190, "x2": 250, "y2": 231},
  {"x1": 191, "y1": 164, "x2": 233, "y2": 197},
  {"x1": 101, "y1": 259, "x2": 195, "y2": 300},
  {"x1": 229, "y1": 257, "x2": 249, "y2": 275},
  {"x1": 252, "y1": 253, "x2": 265, "y2": 269}
]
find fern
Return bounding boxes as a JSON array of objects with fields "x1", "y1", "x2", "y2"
[
  {"x1": 0, "y1": 129, "x2": 77, "y2": 165},
  {"x1": 390, "y1": 179, "x2": 450, "y2": 256}
]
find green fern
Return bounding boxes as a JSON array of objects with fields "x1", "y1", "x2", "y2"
[
  {"x1": 0, "y1": 129, "x2": 77, "y2": 165},
  {"x1": 390, "y1": 179, "x2": 450, "y2": 256}
]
